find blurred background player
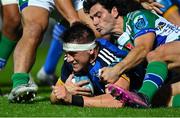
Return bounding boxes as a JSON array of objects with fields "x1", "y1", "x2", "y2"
[
  {"x1": 36, "y1": 22, "x2": 66, "y2": 86},
  {"x1": 0, "y1": 0, "x2": 38, "y2": 99},
  {"x1": 8, "y1": 0, "x2": 58, "y2": 103}
]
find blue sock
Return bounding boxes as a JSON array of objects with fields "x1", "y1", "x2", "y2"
[{"x1": 43, "y1": 23, "x2": 66, "y2": 74}]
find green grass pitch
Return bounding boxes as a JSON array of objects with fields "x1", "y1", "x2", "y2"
[{"x1": 0, "y1": 46, "x2": 180, "y2": 117}]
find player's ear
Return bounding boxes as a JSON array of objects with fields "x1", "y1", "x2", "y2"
[
  {"x1": 88, "y1": 49, "x2": 95, "y2": 55},
  {"x1": 111, "y1": 7, "x2": 118, "y2": 18}
]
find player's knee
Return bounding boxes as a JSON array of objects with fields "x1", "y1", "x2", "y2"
[
  {"x1": 147, "y1": 46, "x2": 166, "y2": 62},
  {"x1": 3, "y1": 14, "x2": 21, "y2": 34},
  {"x1": 23, "y1": 22, "x2": 43, "y2": 44},
  {"x1": 147, "y1": 51, "x2": 162, "y2": 62}
]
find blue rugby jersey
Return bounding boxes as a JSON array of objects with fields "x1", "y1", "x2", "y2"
[{"x1": 61, "y1": 38, "x2": 128, "y2": 95}]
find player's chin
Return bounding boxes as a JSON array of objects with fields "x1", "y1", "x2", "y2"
[
  {"x1": 72, "y1": 66, "x2": 82, "y2": 73},
  {"x1": 100, "y1": 30, "x2": 109, "y2": 36}
]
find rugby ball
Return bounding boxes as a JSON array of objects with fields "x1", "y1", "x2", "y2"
[{"x1": 72, "y1": 75, "x2": 94, "y2": 96}]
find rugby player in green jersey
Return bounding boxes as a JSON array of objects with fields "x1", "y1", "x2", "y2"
[{"x1": 83, "y1": 0, "x2": 180, "y2": 108}]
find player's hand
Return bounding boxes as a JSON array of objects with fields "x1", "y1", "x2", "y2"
[
  {"x1": 65, "y1": 74, "x2": 92, "y2": 96},
  {"x1": 141, "y1": 2, "x2": 164, "y2": 14},
  {"x1": 53, "y1": 85, "x2": 72, "y2": 104},
  {"x1": 100, "y1": 66, "x2": 120, "y2": 84}
]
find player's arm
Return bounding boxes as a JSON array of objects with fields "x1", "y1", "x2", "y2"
[
  {"x1": 51, "y1": 75, "x2": 130, "y2": 107},
  {"x1": 100, "y1": 10, "x2": 157, "y2": 84},
  {"x1": 114, "y1": 32, "x2": 155, "y2": 75},
  {"x1": 54, "y1": 0, "x2": 80, "y2": 25},
  {"x1": 83, "y1": 75, "x2": 130, "y2": 107},
  {"x1": 100, "y1": 33, "x2": 155, "y2": 84}
]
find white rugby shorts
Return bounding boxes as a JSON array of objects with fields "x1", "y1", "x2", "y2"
[
  {"x1": 1, "y1": 0, "x2": 17, "y2": 5},
  {"x1": 19, "y1": 0, "x2": 55, "y2": 12}
]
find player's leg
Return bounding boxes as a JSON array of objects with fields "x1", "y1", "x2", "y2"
[
  {"x1": 37, "y1": 23, "x2": 66, "y2": 86},
  {"x1": 130, "y1": 41, "x2": 180, "y2": 107},
  {"x1": 108, "y1": 41, "x2": 180, "y2": 108},
  {"x1": 170, "y1": 80, "x2": 180, "y2": 107},
  {"x1": 8, "y1": 0, "x2": 53, "y2": 103},
  {"x1": 0, "y1": 1, "x2": 21, "y2": 70},
  {"x1": 151, "y1": 74, "x2": 180, "y2": 107},
  {"x1": 171, "y1": 81, "x2": 180, "y2": 96}
]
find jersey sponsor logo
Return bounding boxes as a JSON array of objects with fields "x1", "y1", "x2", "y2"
[
  {"x1": 156, "y1": 22, "x2": 166, "y2": 30},
  {"x1": 165, "y1": 24, "x2": 180, "y2": 33},
  {"x1": 156, "y1": 21, "x2": 180, "y2": 33},
  {"x1": 134, "y1": 15, "x2": 148, "y2": 30}
]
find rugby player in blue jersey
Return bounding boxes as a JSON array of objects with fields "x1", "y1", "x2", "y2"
[
  {"x1": 50, "y1": 22, "x2": 132, "y2": 107},
  {"x1": 83, "y1": 0, "x2": 180, "y2": 108}
]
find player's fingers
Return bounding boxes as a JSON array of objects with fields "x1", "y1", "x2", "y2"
[
  {"x1": 76, "y1": 91, "x2": 92, "y2": 96},
  {"x1": 151, "y1": 2, "x2": 164, "y2": 9},
  {"x1": 141, "y1": 2, "x2": 152, "y2": 10},
  {"x1": 66, "y1": 74, "x2": 74, "y2": 82},
  {"x1": 168, "y1": 62, "x2": 180, "y2": 69},
  {"x1": 76, "y1": 80, "x2": 90, "y2": 87},
  {"x1": 152, "y1": 7, "x2": 163, "y2": 14},
  {"x1": 77, "y1": 87, "x2": 91, "y2": 92}
]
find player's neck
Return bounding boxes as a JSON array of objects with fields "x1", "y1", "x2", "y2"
[{"x1": 112, "y1": 16, "x2": 124, "y2": 35}]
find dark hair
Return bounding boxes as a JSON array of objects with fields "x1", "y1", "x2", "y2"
[
  {"x1": 83, "y1": 0, "x2": 143, "y2": 16},
  {"x1": 62, "y1": 22, "x2": 96, "y2": 44}
]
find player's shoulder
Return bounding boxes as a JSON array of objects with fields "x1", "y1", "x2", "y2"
[
  {"x1": 127, "y1": 10, "x2": 158, "y2": 33},
  {"x1": 128, "y1": 9, "x2": 157, "y2": 24},
  {"x1": 129, "y1": 9, "x2": 155, "y2": 18}
]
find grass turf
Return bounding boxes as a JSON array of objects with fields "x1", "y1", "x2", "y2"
[{"x1": 0, "y1": 46, "x2": 180, "y2": 117}]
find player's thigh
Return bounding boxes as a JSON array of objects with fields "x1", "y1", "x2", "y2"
[
  {"x1": 19, "y1": 0, "x2": 54, "y2": 30},
  {"x1": 21, "y1": 6, "x2": 49, "y2": 31},
  {"x1": 2, "y1": 4, "x2": 20, "y2": 25},
  {"x1": 161, "y1": 41, "x2": 180, "y2": 61},
  {"x1": 153, "y1": 41, "x2": 180, "y2": 69},
  {"x1": 148, "y1": 41, "x2": 180, "y2": 61},
  {"x1": 163, "y1": 5, "x2": 180, "y2": 26}
]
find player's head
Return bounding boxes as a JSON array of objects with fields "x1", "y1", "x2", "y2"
[
  {"x1": 83, "y1": 0, "x2": 143, "y2": 35},
  {"x1": 62, "y1": 22, "x2": 98, "y2": 72},
  {"x1": 83, "y1": 0, "x2": 142, "y2": 15}
]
